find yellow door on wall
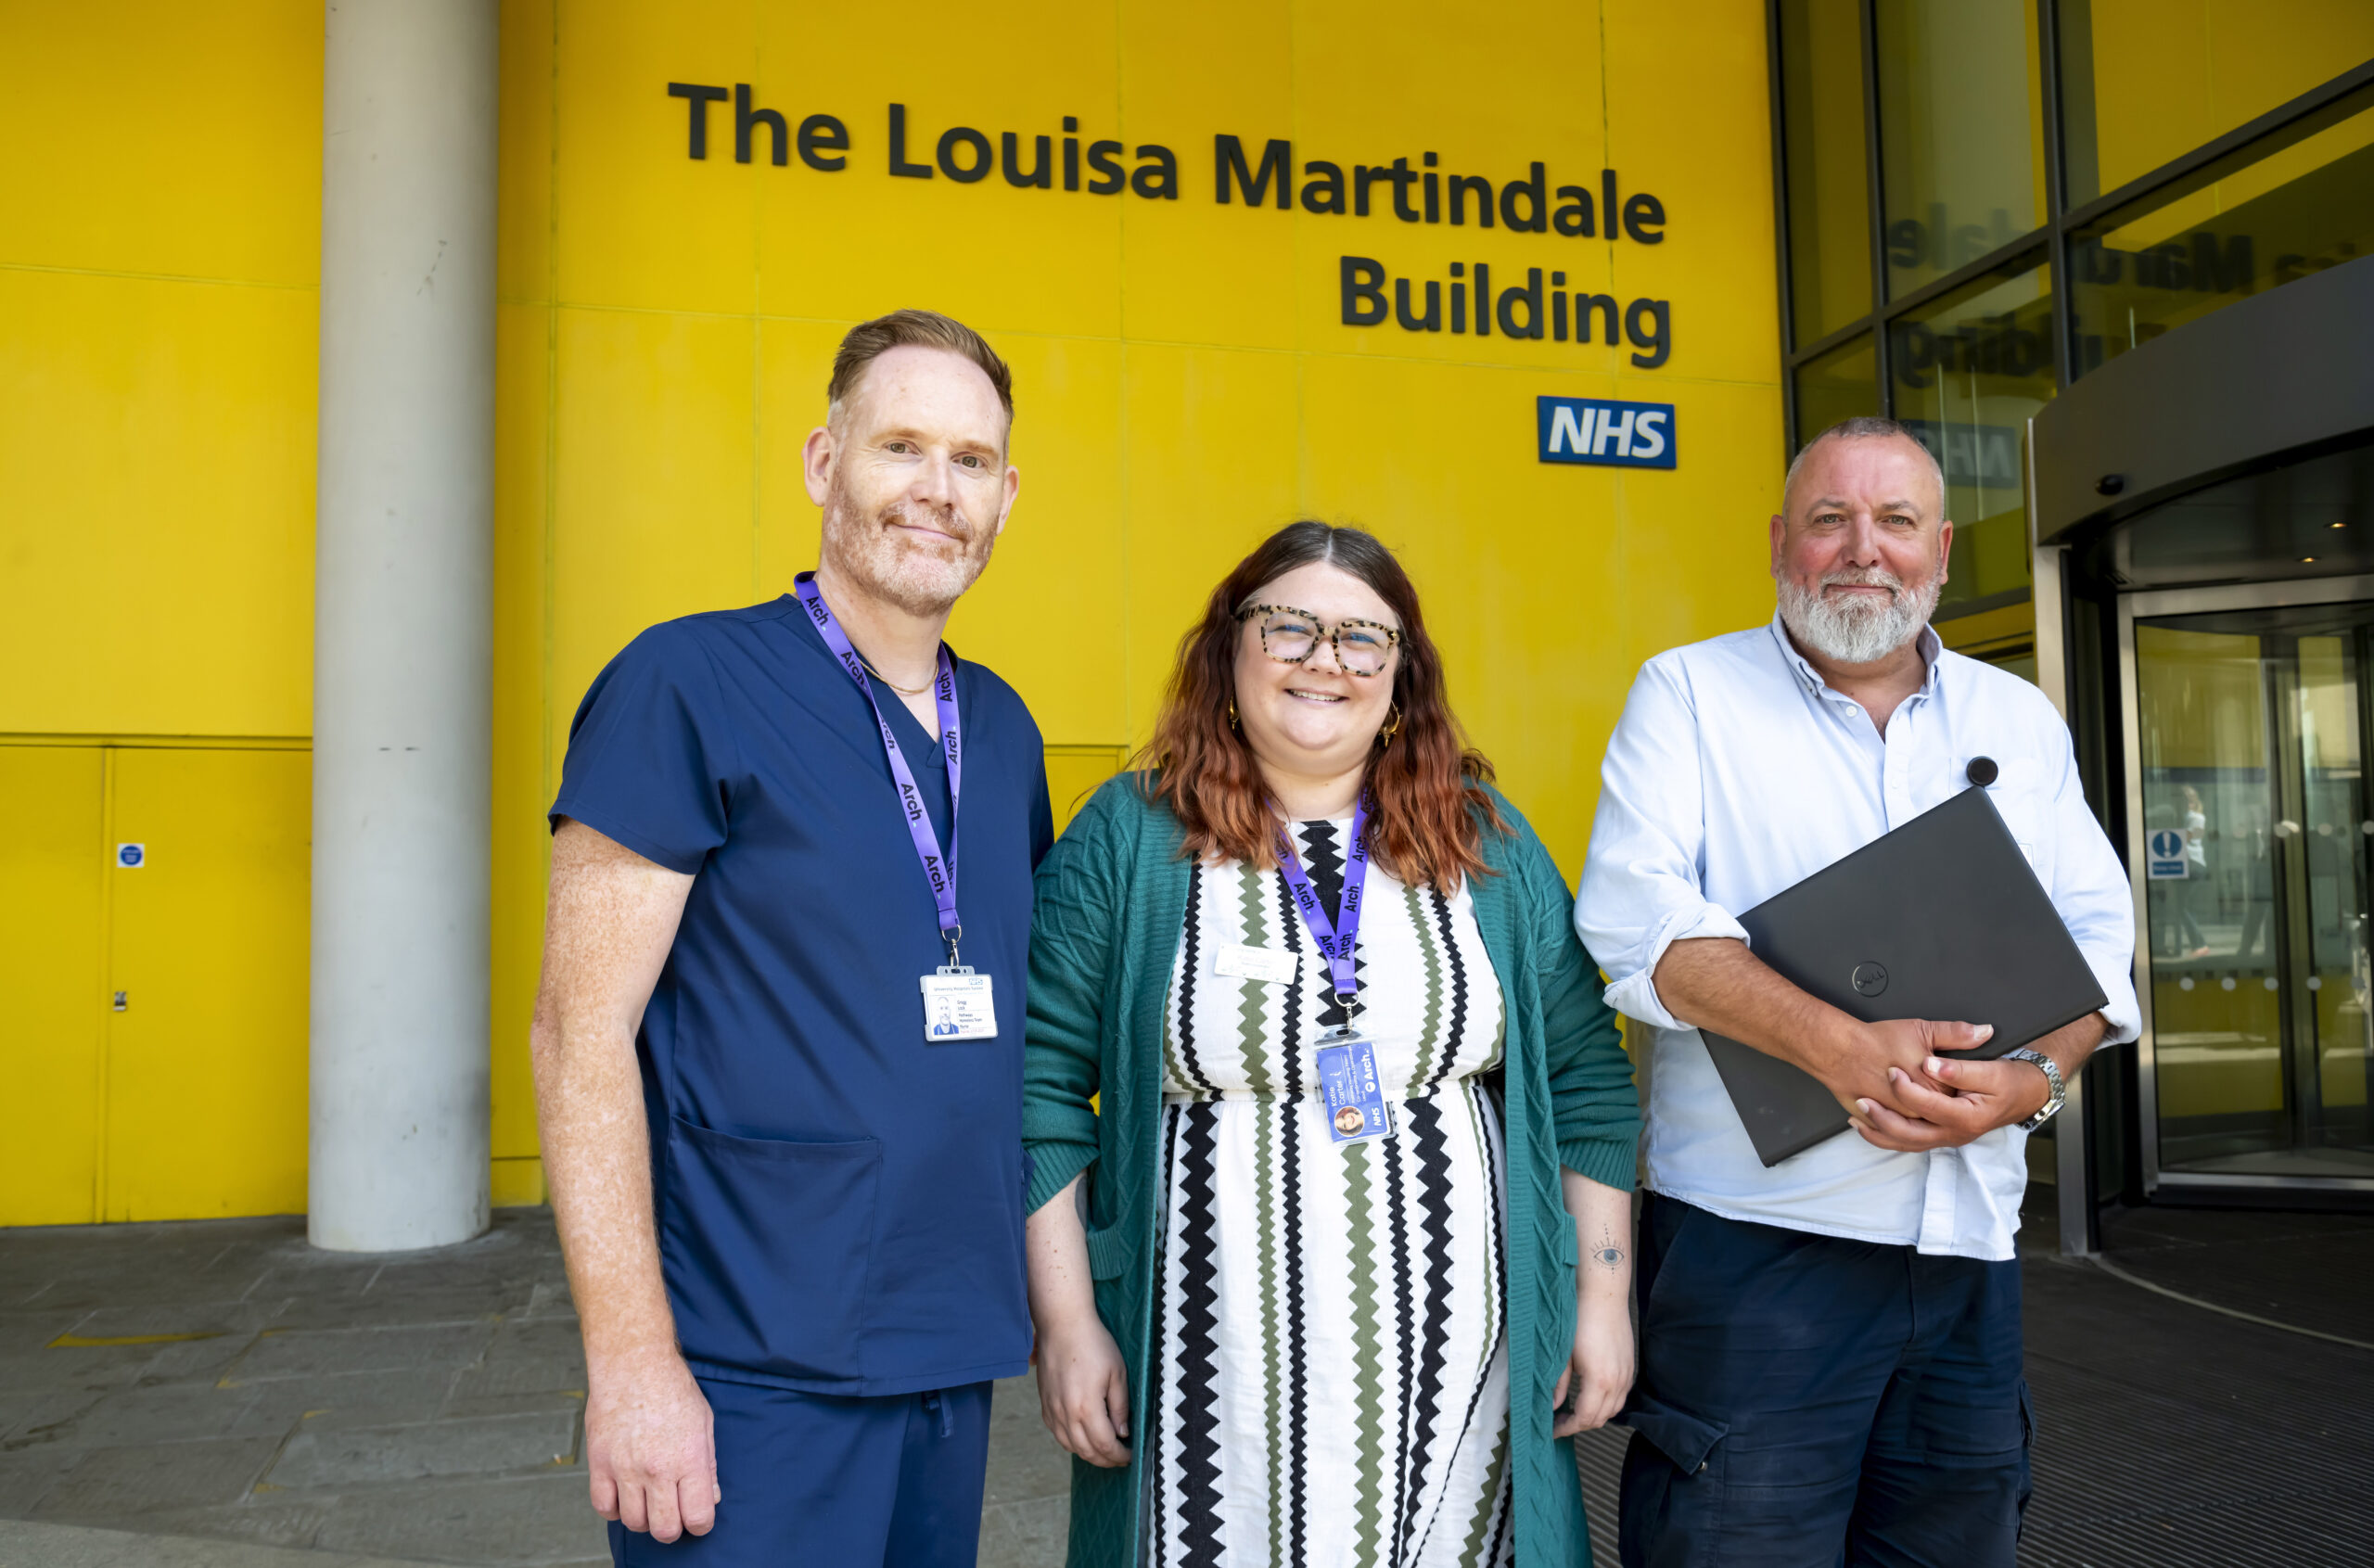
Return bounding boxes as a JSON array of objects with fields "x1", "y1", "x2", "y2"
[
  {"x1": 0, "y1": 746, "x2": 107, "y2": 1226},
  {"x1": 103, "y1": 746, "x2": 311, "y2": 1220}
]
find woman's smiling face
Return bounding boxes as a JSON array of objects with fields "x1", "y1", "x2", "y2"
[{"x1": 1232, "y1": 560, "x2": 1401, "y2": 791}]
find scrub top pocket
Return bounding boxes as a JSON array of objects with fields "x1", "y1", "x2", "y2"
[{"x1": 661, "y1": 1116, "x2": 881, "y2": 1384}]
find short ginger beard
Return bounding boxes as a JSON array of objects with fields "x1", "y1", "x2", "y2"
[
  {"x1": 1776, "y1": 561, "x2": 1941, "y2": 666},
  {"x1": 819, "y1": 478, "x2": 999, "y2": 618}
]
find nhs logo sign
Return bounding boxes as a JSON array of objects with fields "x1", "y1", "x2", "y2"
[{"x1": 1537, "y1": 397, "x2": 1676, "y2": 470}]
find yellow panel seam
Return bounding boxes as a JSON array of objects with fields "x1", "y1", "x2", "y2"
[
  {"x1": 0, "y1": 260, "x2": 316, "y2": 293},
  {"x1": 95, "y1": 747, "x2": 116, "y2": 1223},
  {"x1": 0, "y1": 734, "x2": 310, "y2": 750}
]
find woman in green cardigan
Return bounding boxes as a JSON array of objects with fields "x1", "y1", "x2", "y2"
[{"x1": 1022, "y1": 522, "x2": 1640, "y2": 1566}]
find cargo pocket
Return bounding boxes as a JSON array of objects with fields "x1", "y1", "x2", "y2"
[
  {"x1": 1625, "y1": 1394, "x2": 1728, "y2": 1477},
  {"x1": 661, "y1": 1116, "x2": 880, "y2": 1383}
]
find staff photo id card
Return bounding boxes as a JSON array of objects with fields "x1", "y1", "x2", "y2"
[{"x1": 1315, "y1": 1032, "x2": 1392, "y2": 1144}]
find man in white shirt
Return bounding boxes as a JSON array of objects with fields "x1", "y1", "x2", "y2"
[{"x1": 1575, "y1": 417, "x2": 2138, "y2": 1568}]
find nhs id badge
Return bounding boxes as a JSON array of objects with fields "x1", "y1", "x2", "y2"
[
  {"x1": 920, "y1": 968, "x2": 997, "y2": 1041},
  {"x1": 1315, "y1": 1031, "x2": 1392, "y2": 1145}
]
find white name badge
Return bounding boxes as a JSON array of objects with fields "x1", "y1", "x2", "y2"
[
  {"x1": 920, "y1": 969, "x2": 998, "y2": 1040},
  {"x1": 1213, "y1": 943, "x2": 1302, "y2": 985}
]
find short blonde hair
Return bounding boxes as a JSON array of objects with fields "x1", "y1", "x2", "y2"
[{"x1": 827, "y1": 309, "x2": 1014, "y2": 425}]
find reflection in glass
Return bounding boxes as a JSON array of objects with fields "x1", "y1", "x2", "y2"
[
  {"x1": 1874, "y1": 0, "x2": 2046, "y2": 299},
  {"x1": 2137, "y1": 610, "x2": 2374, "y2": 1178},
  {"x1": 1780, "y1": 0, "x2": 1873, "y2": 344},
  {"x1": 1888, "y1": 260, "x2": 2049, "y2": 609},
  {"x1": 2059, "y1": 0, "x2": 2374, "y2": 207},
  {"x1": 2068, "y1": 96, "x2": 2374, "y2": 378},
  {"x1": 1791, "y1": 333, "x2": 1878, "y2": 452}
]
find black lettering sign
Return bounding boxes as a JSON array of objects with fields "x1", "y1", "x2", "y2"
[{"x1": 1217, "y1": 134, "x2": 1292, "y2": 208}]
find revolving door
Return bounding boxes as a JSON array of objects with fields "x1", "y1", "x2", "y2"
[{"x1": 2123, "y1": 582, "x2": 2374, "y2": 1192}]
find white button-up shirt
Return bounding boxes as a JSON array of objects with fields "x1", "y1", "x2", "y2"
[{"x1": 1575, "y1": 612, "x2": 2139, "y2": 1261}]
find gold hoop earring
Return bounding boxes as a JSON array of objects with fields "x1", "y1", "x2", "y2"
[{"x1": 1378, "y1": 702, "x2": 1403, "y2": 747}]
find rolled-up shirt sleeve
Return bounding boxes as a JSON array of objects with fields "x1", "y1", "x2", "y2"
[
  {"x1": 2043, "y1": 719, "x2": 2142, "y2": 1046},
  {"x1": 1576, "y1": 657, "x2": 1750, "y2": 1032}
]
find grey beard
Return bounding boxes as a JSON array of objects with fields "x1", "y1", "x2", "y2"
[{"x1": 1776, "y1": 572, "x2": 1939, "y2": 665}]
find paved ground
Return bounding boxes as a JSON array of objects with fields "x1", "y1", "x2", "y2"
[
  {"x1": 2, "y1": 1201, "x2": 2366, "y2": 1567},
  {"x1": 0, "y1": 1213, "x2": 1064, "y2": 1567}
]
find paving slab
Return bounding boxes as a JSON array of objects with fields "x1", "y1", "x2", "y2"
[
  {"x1": 139, "y1": 1497, "x2": 344, "y2": 1552},
  {"x1": 0, "y1": 1314, "x2": 101, "y2": 1357},
  {"x1": 9, "y1": 1383, "x2": 262, "y2": 1451},
  {"x1": 234, "y1": 1369, "x2": 462, "y2": 1437},
  {"x1": 0, "y1": 1391, "x2": 102, "y2": 1449},
  {"x1": 309, "y1": 1472, "x2": 608, "y2": 1568},
  {"x1": 57, "y1": 1299, "x2": 288, "y2": 1344},
  {"x1": 223, "y1": 1324, "x2": 497, "y2": 1385},
  {"x1": 515, "y1": 1285, "x2": 574, "y2": 1322},
  {"x1": 0, "y1": 1445, "x2": 84, "y2": 1518},
  {"x1": 267, "y1": 1411, "x2": 581, "y2": 1490},
  {"x1": 0, "y1": 1518, "x2": 440, "y2": 1568},
  {"x1": 446, "y1": 1320, "x2": 585, "y2": 1404},
  {"x1": 0, "y1": 1342, "x2": 162, "y2": 1399},
  {"x1": 31, "y1": 1435, "x2": 283, "y2": 1521}
]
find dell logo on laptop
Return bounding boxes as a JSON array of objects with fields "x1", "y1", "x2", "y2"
[{"x1": 1851, "y1": 962, "x2": 1888, "y2": 998}]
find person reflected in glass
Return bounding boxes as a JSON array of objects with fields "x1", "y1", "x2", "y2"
[
  {"x1": 2178, "y1": 784, "x2": 2214, "y2": 957},
  {"x1": 2239, "y1": 800, "x2": 2276, "y2": 961},
  {"x1": 1021, "y1": 521, "x2": 1641, "y2": 1563}
]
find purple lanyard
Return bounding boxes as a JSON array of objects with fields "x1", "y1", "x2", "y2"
[
  {"x1": 1273, "y1": 797, "x2": 1372, "y2": 1013},
  {"x1": 795, "y1": 572, "x2": 964, "y2": 963}
]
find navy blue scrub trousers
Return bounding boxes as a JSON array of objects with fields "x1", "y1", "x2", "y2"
[
  {"x1": 609, "y1": 1377, "x2": 992, "y2": 1567},
  {"x1": 1618, "y1": 1194, "x2": 2033, "y2": 1568}
]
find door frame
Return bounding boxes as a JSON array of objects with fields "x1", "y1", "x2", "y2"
[{"x1": 2119, "y1": 572, "x2": 2374, "y2": 1198}]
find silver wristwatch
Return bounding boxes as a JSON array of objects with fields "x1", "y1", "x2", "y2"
[{"x1": 2003, "y1": 1047, "x2": 2065, "y2": 1131}]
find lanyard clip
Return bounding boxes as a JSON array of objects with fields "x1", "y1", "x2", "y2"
[{"x1": 943, "y1": 925, "x2": 963, "y2": 970}]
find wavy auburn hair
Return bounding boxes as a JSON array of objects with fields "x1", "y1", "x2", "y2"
[{"x1": 1137, "y1": 521, "x2": 1507, "y2": 890}]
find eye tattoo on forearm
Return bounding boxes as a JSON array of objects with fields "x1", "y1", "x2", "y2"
[{"x1": 1594, "y1": 1225, "x2": 1626, "y2": 1269}]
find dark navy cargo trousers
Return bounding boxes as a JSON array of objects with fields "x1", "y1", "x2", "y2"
[
  {"x1": 1619, "y1": 1193, "x2": 2032, "y2": 1568},
  {"x1": 609, "y1": 1377, "x2": 992, "y2": 1568}
]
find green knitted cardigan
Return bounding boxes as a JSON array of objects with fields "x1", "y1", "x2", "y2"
[{"x1": 1022, "y1": 774, "x2": 1640, "y2": 1567}]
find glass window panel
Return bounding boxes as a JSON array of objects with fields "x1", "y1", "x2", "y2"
[
  {"x1": 2069, "y1": 93, "x2": 2374, "y2": 378},
  {"x1": 1887, "y1": 259, "x2": 2052, "y2": 608},
  {"x1": 1791, "y1": 332, "x2": 1878, "y2": 450},
  {"x1": 1874, "y1": 0, "x2": 2049, "y2": 299},
  {"x1": 1780, "y1": 0, "x2": 1874, "y2": 343},
  {"x1": 2137, "y1": 610, "x2": 2374, "y2": 1179},
  {"x1": 2135, "y1": 622, "x2": 2290, "y2": 1173},
  {"x1": 2059, "y1": 0, "x2": 2374, "y2": 207}
]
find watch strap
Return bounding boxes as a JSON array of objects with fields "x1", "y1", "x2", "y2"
[{"x1": 2004, "y1": 1046, "x2": 2065, "y2": 1131}]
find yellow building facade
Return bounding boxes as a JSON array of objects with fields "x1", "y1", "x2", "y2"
[{"x1": 0, "y1": 0, "x2": 1783, "y2": 1225}]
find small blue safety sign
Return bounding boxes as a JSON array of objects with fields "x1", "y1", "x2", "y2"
[
  {"x1": 115, "y1": 843, "x2": 146, "y2": 869},
  {"x1": 2146, "y1": 828, "x2": 2188, "y2": 880}
]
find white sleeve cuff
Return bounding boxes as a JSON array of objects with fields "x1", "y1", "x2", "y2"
[
  {"x1": 1601, "y1": 904, "x2": 1751, "y2": 1031},
  {"x1": 2090, "y1": 960, "x2": 2142, "y2": 1047}
]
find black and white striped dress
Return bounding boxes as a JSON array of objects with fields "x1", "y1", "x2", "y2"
[{"x1": 1149, "y1": 818, "x2": 1512, "y2": 1567}]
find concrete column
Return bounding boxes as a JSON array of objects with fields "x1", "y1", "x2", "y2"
[{"x1": 310, "y1": 0, "x2": 497, "y2": 1252}]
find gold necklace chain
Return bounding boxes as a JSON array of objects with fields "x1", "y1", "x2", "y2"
[{"x1": 858, "y1": 652, "x2": 934, "y2": 696}]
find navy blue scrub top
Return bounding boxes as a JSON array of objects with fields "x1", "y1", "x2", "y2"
[{"x1": 551, "y1": 596, "x2": 1053, "y2": 1397}]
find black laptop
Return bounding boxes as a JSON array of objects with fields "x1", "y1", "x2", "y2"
[{"x1": 1700, "y1": 782, "x2": 2109, "y2": 1166}]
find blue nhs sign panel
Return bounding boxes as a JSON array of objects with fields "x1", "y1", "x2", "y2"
[{"x1": 1537, "y1": 397, "x2": 1676, "y2": 470}]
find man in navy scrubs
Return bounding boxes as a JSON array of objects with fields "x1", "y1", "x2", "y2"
[{"x1": 530, "y1": 309, "x2": 1052, "y2": 1565}]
